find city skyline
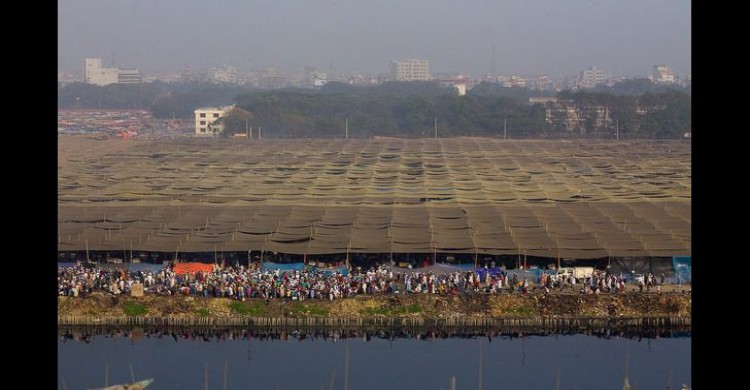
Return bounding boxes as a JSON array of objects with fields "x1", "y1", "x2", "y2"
[
  {"x1": 60, "y1": 57, "x2": 688, "y2": 92},
  {"x1": 58, "y1": 0, "x2": 690, "y2": 78}
]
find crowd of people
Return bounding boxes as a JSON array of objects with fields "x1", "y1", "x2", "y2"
[
  {"x1": 57, "y1": 262, "x2": 682, "y2": 299},
  {"x1": 538, "y1": 271, "x2": 670, "y2": 295}
]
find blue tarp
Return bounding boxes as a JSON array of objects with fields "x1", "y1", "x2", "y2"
[
  {"x1": 434, "y1": 263, "x2": 475, "y2": 271},
  {"x1": 474, "y1": 267, "x2": 505, "y2": 282},
  {"x1": 672, "y1": 256, "x2": 691, "y2": 284},
  {"x1": 262, "y1": 261, "x2": 305, "y2": 272}
]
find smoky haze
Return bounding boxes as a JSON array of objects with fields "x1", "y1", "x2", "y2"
[{"x1": 58, "y1": 0, "x2": 690, "y2": 78}]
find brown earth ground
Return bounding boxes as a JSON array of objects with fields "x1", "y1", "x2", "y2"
[{"x1": 58, "y1": 286, "x2": 691, "y2": 321}]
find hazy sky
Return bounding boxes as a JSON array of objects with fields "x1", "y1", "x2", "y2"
[{"x1": 58, "y1": 0, "x2": 690, "y2": 78}]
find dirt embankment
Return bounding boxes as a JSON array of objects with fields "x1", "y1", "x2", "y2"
[{"x1": 58, "y1": 291, "x2": 691, "y2": 320}]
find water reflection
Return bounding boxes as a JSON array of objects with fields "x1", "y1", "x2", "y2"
[
  {"x1": 59, "y1": 326, "x2": 691, "y2": 390},
  {"x1": 59, "y1": 325, "x2": 690, "y2": 344}
]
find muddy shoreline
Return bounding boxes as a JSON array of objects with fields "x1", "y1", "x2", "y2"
[{"x1": 58, "y1": 291, "x2": 691, "y2": 330}]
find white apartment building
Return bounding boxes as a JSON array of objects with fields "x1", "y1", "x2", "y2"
[
  {"x1": 578, "y1": 66, "x2": 606, "y2": 89},
  {"x1": 390, "y1": 59, "x2": 431, "y2": 81},
  {"x1": 210, "y1": 65, "x2": 240, "y2": 84},
  {"x1": 653, "y1": 65, "x2": 675, "y2": 84},
  {"x1": 195, "y1": 106, "x2": 233, "y2": 136},
  {"x1": 503, "y1": 75, "x2": 527, "y2": 88},
  {"x1": 117, "y1": 69, "x2": 142, "y2": 84},
  {"x1": 83, "y1": 58, "x2": 141, "y2": 86}
]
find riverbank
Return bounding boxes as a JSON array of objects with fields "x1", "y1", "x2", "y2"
[{"x1": 58, "y1": 290, "x2": 691, "y2": 327}]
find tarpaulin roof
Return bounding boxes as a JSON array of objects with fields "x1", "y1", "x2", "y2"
[{"x1": 59, "y1": 136, "x2": 691, "y2": 259}]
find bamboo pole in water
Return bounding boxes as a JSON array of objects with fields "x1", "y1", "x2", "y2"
[
  {"x1": 478, "y1": 342, "x2": 483, "y2": 390},
  {"x1": 344, "y1": 337, "x2": 350, "y2": 390},
  {"x1": 328, "y1": 369, "x2": 336, "y2": 390},
  {"x1": 223, "y1": 361, "x2": 228, "y2": 390}
]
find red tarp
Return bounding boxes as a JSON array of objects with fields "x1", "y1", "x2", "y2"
[{"x1": 173, "y1": 262, "x2": 213, "y2": 274}]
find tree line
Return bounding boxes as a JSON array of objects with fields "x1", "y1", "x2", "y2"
[{"x1": 58, "y1": 79, "x2": 690, "y2": 139}]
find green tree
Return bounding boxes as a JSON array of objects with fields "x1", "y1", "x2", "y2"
[
  {"x1": 639, "y1": 92, "x2": 691, "y2": 138},
  {"x1": 150, "y1": 92, "x2": 203, "y2": 118},
  {"x1": 215, "y1": 107, "x2": 253, "y2": 138},
  {"x1": 58, "y1": 82, "x2": 166, "y2": 110}
]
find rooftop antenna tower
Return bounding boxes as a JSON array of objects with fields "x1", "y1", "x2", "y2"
[{"x1": 491, "y1": 43, "x2": 496, "y2": 77}]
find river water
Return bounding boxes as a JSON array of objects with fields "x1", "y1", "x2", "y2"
[{"x1": 58, "y1": 327, "x2": 690, "y2": 389}]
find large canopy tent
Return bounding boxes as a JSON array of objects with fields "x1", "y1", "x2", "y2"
[{"x1": 59, "y1": 136, "x2": 690, "y2": 260}]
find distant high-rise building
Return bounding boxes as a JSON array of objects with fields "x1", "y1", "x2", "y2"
[
  {"x1": 653, "y1": 65, "x2": 675, "y2": 84},
  {"x1": 531, "y1": 75, "x2": 552, "y2": 91},
  {"x1": 83, "y1": 58, "x2": 117, "y2": 85},
  {"x1": 502, "y1": 75, "x2": 527, "y2": 88},
  {"x1": 83, "y1": 58, "x2": 141, "y2": 86},
  {"x1": 117, "y1": 69, "x2": 141, "y2": 84},
  {"x1": 210, "y1": 65, "x2": 240, "y2": 84},
  {"x1": 578, "y1": 66, "x2": 606, "y2": 89},
  {"x1": 390, "y1": 58, "x2": 431, "y2": 81}
]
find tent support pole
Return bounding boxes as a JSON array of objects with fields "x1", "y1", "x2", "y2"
[
  {"x1": 517, "y1": 247, "x2": 521, "y2": 269},
  {"x1": 524, "y1": 252, "x2": 527, "y2": 270}
]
